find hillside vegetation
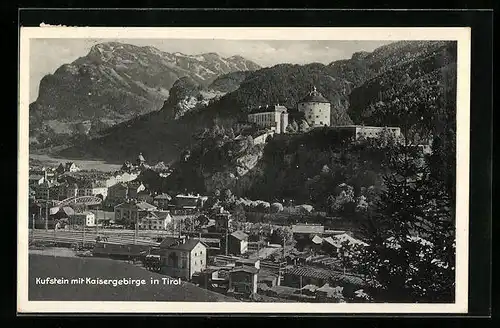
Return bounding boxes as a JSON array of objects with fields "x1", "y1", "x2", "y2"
[
  {"x1": 57, "y1": 41, "x2": 457, "y2": 168},
  {"x1": 30, "y1": 41, "x2": 260, "y2": 148}
]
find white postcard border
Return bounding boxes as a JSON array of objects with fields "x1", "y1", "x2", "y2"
[{"x1": 18, "y1": 27, "x2": 471, "y2": 314}]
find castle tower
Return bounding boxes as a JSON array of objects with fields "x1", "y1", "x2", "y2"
[{"x1": 297, "y1": 86, "x2": 331, "y2": 128}]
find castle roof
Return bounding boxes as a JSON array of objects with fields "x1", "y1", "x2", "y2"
[
  {"x1": 248, "y1": 104, "x2": 288, "y2": 114},
  {"x1": 299, "y1": 86, "x2": 330, "y2": 104}
]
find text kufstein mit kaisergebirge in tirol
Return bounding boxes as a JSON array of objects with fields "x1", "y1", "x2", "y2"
[
  {"x1": 18, "y1": 26, "x2": 470, "y2": 313},
  {"x1": 35, "y1": 276, "x2": 182, "y2": 286}
]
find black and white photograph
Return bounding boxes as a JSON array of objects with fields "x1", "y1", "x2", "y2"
[{"x1": 18, "y1": 27, "x2": 470, "y2": 313}]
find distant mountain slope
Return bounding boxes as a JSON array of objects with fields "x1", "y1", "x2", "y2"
[
  {"x1": 348, "y1": 41, "x2": 457, "y2": 142},
  {"x1": 29, "y1": 41, "x2": 260, "y2": 147},
  {"x1": 207, "y1": 71, "x2": 252, "y2": 93},
  {"x1": 57, "y1": 41, "x2": 457, "y2": 165}
]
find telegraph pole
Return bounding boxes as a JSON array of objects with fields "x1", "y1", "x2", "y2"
[
  {"x1": 282, "y1": 234, "x2": 286, "y2": 260},
  {"x1": 96, "y1": 207, "x2": 99, "y2": 235},
  {"x1": 45, "y1": 188, "x2": 49, "y2": 231},
  {"x1": 31, "y1": 214, "x2": 35, "y2": 239},
  {"x1": 83, "y1": 203, "x2": 87, "y2": 247},
  {"x1": 134, "y1": 216, "x2": 138, "y2": 245},
  {"x1": 225, "y1": 225, "x2": 228, "y2": 256}
]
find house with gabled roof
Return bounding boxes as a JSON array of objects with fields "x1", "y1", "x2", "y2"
[
  {"x1": 227, "y1": 230, "x2": 249, "y2": 255},
  {"x1": 114, "y1": 200, "x2": 157, "y2": 226},
  {"x1": 56, "y1": 162, "x2": 80, "y2": 174},
  {"x1": 228, "y1": 266, "x2": 259, "y2": 296},
  {"x1": 138, "y1": 210, "x2": 173, "y2": 230},
  {"x1": 159, "y1": 238, "x2": 208, "y2": 280},
  {"x1": 153, "y1": 193, "x2": 172, "y2": 209}
]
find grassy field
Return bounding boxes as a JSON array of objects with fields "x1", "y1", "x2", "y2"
[{"x1": 29, "y1": 254, "x2": 237, "y2": 302}]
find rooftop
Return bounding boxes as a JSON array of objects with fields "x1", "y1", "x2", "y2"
[
  {"x1": 72, "y1": 211, "x2": 94, "y2": 216},
  {"x1": 151, "y1": 211, "x2": 171, "y2": 219},
  {"x1": 159, "y1": 236, "x2": 186, "y2": 248},
  {"x1": 115, "y1": 201, "x2": 157, "y2": 210},
  {"x1": 168, "y1": 238, "x2": 207, "y2": 251},
  {"x1": 248, "y1": 104, "x2": 288, "y2": 114},
  {"x1": 329, "y1": 125, "x2": 401, "y2": 130},
  {"x1": 286, "y1": 266, "x2": 367, "y2": 286},
  {"x1": 311, "y1": 235, "x2": 323, "y2": 245},
  {"x1": 299, "y1": 86, "x2": 329, "y2": 104},
  {"x1": 292, "y1": 224, "x2": 325, "y2": 234},
  {"x1": 176, "y1": 194, "x2": 203, "y2": 199},
  {"x1": 331, "y1": 233, "x2": 369, "y2": 247},
  {"x1": 230, "y1": 231, "x2": 249, "y2": 241},
  {"x1": 154, "y1": 193, "x2": 172, "y2": 200},
  {"x1": 235, "y1": 258, "x2": 260, "y2": 265},
  {"x1": 231, "y1": 266, "x2": 259, "y2": 274}
]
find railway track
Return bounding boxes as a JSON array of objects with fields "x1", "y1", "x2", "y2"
[{"x1": 30, "y1": 230, "x2": 160, "y2": 246}]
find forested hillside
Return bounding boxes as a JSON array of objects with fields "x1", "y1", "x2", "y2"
[{"x1": 57, "y1": 41, "x2": 457, "y2": 170}]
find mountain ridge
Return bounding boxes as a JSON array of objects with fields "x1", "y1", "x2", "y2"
[
  {"x1": 29, "y1": 41, "x2": 261, "y2": 148},
  {"x1": 54, "y1": 41, "x2": 456, "y2": 166}
]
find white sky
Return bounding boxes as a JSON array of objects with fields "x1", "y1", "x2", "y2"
[{"x1": 29, "y1": 39, "x2": 392, "y2": 102}]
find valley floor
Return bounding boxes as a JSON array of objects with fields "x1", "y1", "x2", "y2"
[{"x1": 29, "y1": 153, "x2": 122, "y2": 172}]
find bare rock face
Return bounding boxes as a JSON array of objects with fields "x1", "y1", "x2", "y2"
[
  {"x1": 30, "y1": 41, "x2": 260, "y2": 146},
  {"x1": 235, "y1": 152, "x2": 262, "y2": 177}
]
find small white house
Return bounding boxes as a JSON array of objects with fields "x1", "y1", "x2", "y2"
[
  {"x1": 70, "y1": 211, "x2": 96, "y2": 227},
  {"x1": 138, "y1": 211, "x2": 173, "y2": 230}
]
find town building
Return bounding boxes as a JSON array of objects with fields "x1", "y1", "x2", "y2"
[
  {"x1": 328, "y1": 125, "x2": 401, "y2": 142},
  {"x1": 174, "y1": 194, "x2": 208, "y2": 209},
  {"x1": 34, "y1": 181, "x2": 59, "y2": 200},
  {"x1": 214, "y1": 212, "x2": 232, "y2": 232},
  {"x1": 60, "y1": 183, "x2": 79, "y2": 200},
  {"x1": 228, "y1": 266, "x2": 259, "y2": 296},
  {"x1": 298, "y1": 86, "x2": 331, "y2": 128},
  {"x1": 114, "y1": 200, "x2": 158, "y2": 226},
  {"x1": 137, "y1": 190, "x2": 153, "y2": 203},
  {"x1": 77, "y1": 180, "x2": 108, "y2": 199},
  {"x1": 56, "y1": 162, "x2": 80, "y2": 174},
  {"x1": 69, "y1": 211, "x2": 96, "y2": 227},
  {"x1": 107, "y1": 180, "x2": 146, "y2": 205},
  {"x1": 258, "y1": 271, "x2": 281, "y2": 288},
  {"x1": 195, "y1": 267, "x2": 231, "y2": 291},
  {"x1": 235, "y1": 258, "x2": 260, "y2": 269},
  {"x1": 153, "y1": 193, "x2": 172, "y2": 209},
  {"x1": 29, "y1": 174, "x2": 45, "y2": 187},
  {"x1": 36, "y1": 206, "x2": 75, "y2": 229},
  {"x1": 227, "y1": 231, "x2": 249, "y2": 255},
  {"x1": 292, "y1": 224, "x2": 326, "y2": 251},
  {"x1": 283, "y1": 266, "x2": 366, "y2": 295},
  {"x1": 105, "y1": 171, "x2": 140, "y2": 188},
  {"x1": 247, "y1": 104, "x2": 289, "y2": 134},
  {"x1": 292, "y1": 224, "x2": 325, "y2": 238},
  {"x1": 159, "y1": 238, "x2": 208, "y2": 280},
  {"x1": 137, "y1": 211, "x2": 173, "y2": 230}
]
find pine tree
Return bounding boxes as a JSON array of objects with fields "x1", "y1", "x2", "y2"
[{"x1": 350, "y1": 133, "x2": 455, "y2": 303}]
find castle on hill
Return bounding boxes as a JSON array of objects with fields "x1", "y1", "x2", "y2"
[{"x1": 245, "y1": 85, "x2": 401, "y2": 142}]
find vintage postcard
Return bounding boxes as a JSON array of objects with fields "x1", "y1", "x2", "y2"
[{"x1": 18, "y1": 27, "x2": 470, "y2": 313}]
